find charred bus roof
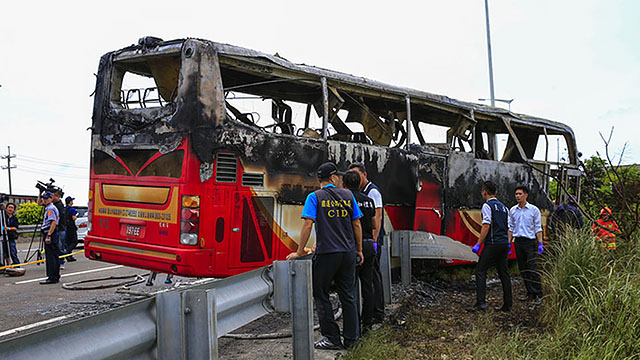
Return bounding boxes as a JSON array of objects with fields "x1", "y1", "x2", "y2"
[{"x1": 94, "y1": 37, "x2": 578, "y2": 165}]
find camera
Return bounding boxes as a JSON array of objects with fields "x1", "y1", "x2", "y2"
[
  {"x1": 0, "y1": 193, "x2": 8, "y2": 203},
  {"x1": 35, "y1": 178, "x2": 59, "y2": 194}
]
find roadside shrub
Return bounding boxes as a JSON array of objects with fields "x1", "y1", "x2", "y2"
[
  {"x1": 16, "y1": 202, "x2": 43, "y2": 225},
  {"x1": 475, "y1": 227, "x2": 640, "y2": 359}
]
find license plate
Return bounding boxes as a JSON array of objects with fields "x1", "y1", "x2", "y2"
[{"x1": 125, "y1": 225, "x2": 142, "y2": 237}]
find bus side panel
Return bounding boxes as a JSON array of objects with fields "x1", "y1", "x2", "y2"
[
  {"x1": 413, "y1": 179, "x2": 443, "y2": 234},
  {"x1": 385, "y1": 205, "x2": 415, "y2": 231}
]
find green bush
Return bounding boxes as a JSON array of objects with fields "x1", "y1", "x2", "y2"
[
  {"x1": 475, "y1": 228, "x2": 640, "y2": 359},
  {"x1": 16, "y1": 202, "x2": 44, "y2": 225}
]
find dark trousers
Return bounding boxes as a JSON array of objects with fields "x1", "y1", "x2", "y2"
[
  {"x1": 372, "y1": 244, "x2": 385, "y2": 320},
  {"x1": 57, "y1": 231, "x2": 66, "y2": 265},
  {"x1": 66, "y1": 227, "x2": 78, "y2": 254},
  {"x1": 515, "y1": 237, "x2": 542, "y2": 297},
  {"x1": 313, "y1": 251, "x2": 359, "y2": 346},
  {"x1": 357, "y1": 240, "x2": 376, "y2": 329},
  {"x1": 44, "y1": 233, "x2": 61, "y2": 282},
  {"x1": 476, "y1": 243, "x2": 512, "y2": 308}
]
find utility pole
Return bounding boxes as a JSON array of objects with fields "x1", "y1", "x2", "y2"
[{"x1": 1, "y1": 146, "x2": 16, "y2": 195}]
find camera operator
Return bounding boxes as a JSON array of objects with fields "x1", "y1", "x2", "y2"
[
  {"x1": 38, "y1": 191, "x2": 60, "y2": 284},
  {"x1": 3, "y1": 203, "x2": 21, "y2": 265},
  {"x1": 52, "y1": 189, "x2": 68, "y2": 269}
]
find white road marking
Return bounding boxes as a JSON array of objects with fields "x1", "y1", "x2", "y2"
[
  {"x1": 14, "y1": 265, "x2": 124, "y2": 284},
  {"x1": 0, "y1": 315, "x2": 70, "y2": 338}
]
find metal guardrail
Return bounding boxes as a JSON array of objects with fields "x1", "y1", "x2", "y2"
[
  {"x1": 17, "y1": 224, "x2": 41, "y2": 234},
  {"x1": 391, "y1": 230, "x2": 478, "y2": 285},
  {"x1": 0, "y1": 260, "x2": 314, "y2": 360}
]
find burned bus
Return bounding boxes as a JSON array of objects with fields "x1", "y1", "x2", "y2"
[{"x1": 84, "y1": 37, "x2": 580, "y2": 277}]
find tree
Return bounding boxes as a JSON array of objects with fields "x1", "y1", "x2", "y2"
[{"x1": 579, "y1": 129, "x2": 640, "y2": 239}]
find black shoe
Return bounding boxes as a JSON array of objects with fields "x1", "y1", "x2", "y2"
[
  {"x1": 494, "y1": 305, "x2": 512, "y2": 312},
  {"x1": 518, "y1": 295, "x2": 532, "y2": 301},
  {"x1": 466, "y1": 303, "x2": 487, "y2": 312},
  {"x1": 39, "y1": 279, "x2": 59, "y2": 285},
  {"x1": 534, "y1": 296, "x2": 542, "y2": 305},
  {"x1": 67, "y1": 256, "x2": 77, "y2": 262},
  {"x1": 314, "y1": 337, "x2": 343, "y2": 350}
]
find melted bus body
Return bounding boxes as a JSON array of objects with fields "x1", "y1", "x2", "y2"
[{"x1": 84, "y1": 37, "x2": 580, "y2": 277}]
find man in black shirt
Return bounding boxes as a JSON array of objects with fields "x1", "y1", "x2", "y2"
[
  {"x1": 343, "y1": 170, "x2": 378, "y2": 333},
  {"x1": 52, "y1": 190, "x2": 67, "y2": 267},
  {"x1": 3, "y1": 203, "x2": 20, "y2": 265}
]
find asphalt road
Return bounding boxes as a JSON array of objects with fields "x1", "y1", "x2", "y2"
[{"x1": 0, "y1": 241, "x2": 210, "y2": 340}]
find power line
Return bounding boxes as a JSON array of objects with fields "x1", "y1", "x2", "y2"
[
  {"x1": 17, "y1": 164, "x2": 88, "y2": 176},
  {"x1": 17, "y1": 154, "x2": 88, "y2": 169},
  {"x1": 14, "y1": 167, "x2": 88, "y2": 180}
]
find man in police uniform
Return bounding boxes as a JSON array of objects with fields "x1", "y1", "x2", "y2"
[
  {"x1": 287, "y1": 162, "x2": 364, "y2": 350},
  {"x1": 469, "y1": 181, "x2": 512, "y2": 312},
  {"x1": 39, "y1": 191, "x2": 61, "y2": 284}
]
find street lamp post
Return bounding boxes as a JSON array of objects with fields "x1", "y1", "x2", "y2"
[{"x1": 484, "y1": 0, "x2": 496, "y2": 107}]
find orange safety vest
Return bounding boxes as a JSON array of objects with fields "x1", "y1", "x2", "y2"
[{"x1": 592, "y1": 219, "x2": 619, "y2": 250}]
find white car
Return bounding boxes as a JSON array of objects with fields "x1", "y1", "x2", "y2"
[{"x1": 74, "y1": 206, "x2": 88, "y2": 245}]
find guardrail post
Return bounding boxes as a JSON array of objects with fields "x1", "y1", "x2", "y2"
[
  {"x1": 401, "y1": 232, "x2": 412, "y2": 285},
  {"x1": 290, "y1": 260, "x2": 314, "y2": 360},
  {"x1": 185, "y1": 289, "x2": 218, "y2": 360},
  {"x1": 157, "y1": 292, "x2": 184, "y2": 360},
  {"x1": 380, "y1": 235, "x2": 392, "y2": 304},
  {"x1": 157, "y1": 290, "x2": 218, "y2": 360}
]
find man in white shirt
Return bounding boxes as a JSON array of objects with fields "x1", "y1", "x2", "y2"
[{"x1": 508, "y1": 185, "x2": 543, "y2": 305}]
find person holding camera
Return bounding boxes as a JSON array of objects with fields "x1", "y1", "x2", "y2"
[
  {"x1": 38, "y1": 191, "x2": 60, "y2": 284},
  {"x1": 3, "y1": 203, "x2": 21, "y2": 265}
]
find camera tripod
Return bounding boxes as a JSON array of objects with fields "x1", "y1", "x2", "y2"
[{"x1": 24, "y1": 206, "x2": 46, "y2": 264}]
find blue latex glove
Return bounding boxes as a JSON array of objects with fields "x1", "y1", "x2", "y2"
[
  {"x1": 373, "y1": 241, "x2": 378, "y2": 254},
  {"x1": 538, "y1": 242, "x2": 544, "y2": 255},
  {"x1": 508, "y1": 246, "x2": 512, "y2": 256},
  {"x1": 472, "y1": 243, "x2": 481, "y2": 254}
]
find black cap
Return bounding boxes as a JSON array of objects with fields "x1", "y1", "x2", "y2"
[
  {"x1": 317, "y1": 162, "x2": 342, "y2": 179},
  {"x1": 65, "y1": 196, "x2": 75, "y2": 204}
]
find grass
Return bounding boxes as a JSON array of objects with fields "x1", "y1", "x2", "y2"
[
  {"x1": 347, "y1": 228, "x2": 640, "y2": 359},
  {"x1": 474, "y1": 228, "x2": 640, "y2": 359}
]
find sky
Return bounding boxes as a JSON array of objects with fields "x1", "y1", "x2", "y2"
[{"x1": 1, "y1": 0, "x2": 639, "y2": 205}]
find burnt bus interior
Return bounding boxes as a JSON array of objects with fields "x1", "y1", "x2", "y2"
[{"x1": 94, "y1": 38, "x2": 581, "y2": 207}]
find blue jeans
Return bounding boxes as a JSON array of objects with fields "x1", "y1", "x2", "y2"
[
  {"x1": 57, "y1": 231, "x2": 67, "y2": 265},
  {"x1": 8, "y1": 239, "x2": 19, "y2": 265}
]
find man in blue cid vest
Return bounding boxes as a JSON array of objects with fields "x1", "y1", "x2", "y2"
[
  {"x1": 287, "y1": 161, "x2": 364, "y2": 350},
  {"x1": 468, "y1": 181, "x2": 512, "y2": 312}
]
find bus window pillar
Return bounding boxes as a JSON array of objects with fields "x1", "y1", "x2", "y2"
[
  {"x1": 321, "y1": 77, "x2": 328, "y2": 140},
  {"x1": 405, "y1": 96, "x2": 412, "y2": 149}
]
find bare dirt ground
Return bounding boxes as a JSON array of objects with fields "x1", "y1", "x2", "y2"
[{"x1": 217, "y1": 270, "x2": 542, "y2": 360}]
